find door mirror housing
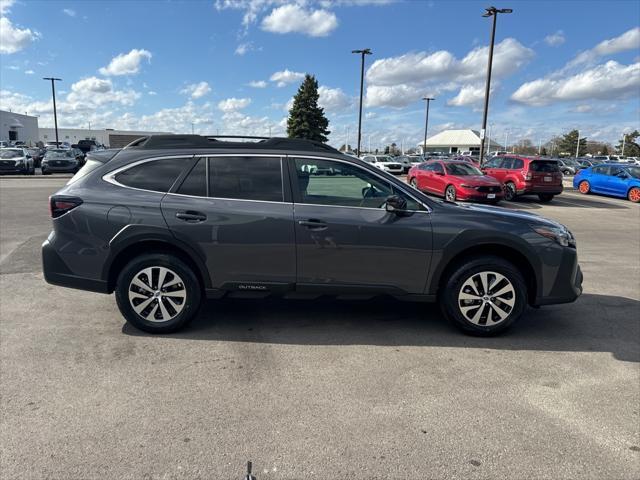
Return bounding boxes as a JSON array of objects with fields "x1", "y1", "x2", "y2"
[
  {"x1": 616, "y1": 171, "x2": 629, "y2": 178},
  {"x1": 385, "y1": 195, "x2": 407, "y2": 214}
]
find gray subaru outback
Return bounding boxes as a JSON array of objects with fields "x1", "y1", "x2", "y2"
[{"x1": 42, "y1": 135, "x2": 582, "y2": 335}]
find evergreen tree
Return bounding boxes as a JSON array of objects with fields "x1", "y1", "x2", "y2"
[
  {"x1": 558, "y1": 130, "x2": 587, "y2": 156},
  {"x1": 616, "y1": 130, "x2": 640, "y2": 157},
  {"x1": 286, "y1": 74, "x2": 330, "y2": 142}
]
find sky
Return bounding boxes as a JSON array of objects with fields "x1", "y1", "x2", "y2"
[{"x1": 0, "y1": 0, "x2": 639, "y2": 149}]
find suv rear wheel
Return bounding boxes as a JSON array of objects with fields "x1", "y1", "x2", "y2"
[
  {"x1": 115, "y1": 253, "x2": 202, "y2": 333},
  {"x1": 440, "y1": 256, "x2": 527, "y2": 336},
  {"x1": 538, "y1": 193, "x2": 554, "y2": 202}
]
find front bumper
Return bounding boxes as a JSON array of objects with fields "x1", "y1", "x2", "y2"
[
  {"x1": 42, "y1": 164, "x2": 78, "y2": 173},
  {"x1": 42, "y1": 238, "x2": 109, "y2": 294},
  {"x1": 533, "y1": 248, "x2": 583, "y2": 306}
]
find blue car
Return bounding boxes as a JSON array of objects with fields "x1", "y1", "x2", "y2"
[{"x1": 573, "y1": 163, "x2": 640, "y2": 203}]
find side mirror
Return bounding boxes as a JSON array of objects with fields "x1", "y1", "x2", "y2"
[
  {"x1": 385, "y1": 195, "x2": 407, "y2": 214},
  {"x1": 435, "y1": 171, "x2": 445, "y2": 176},
  {"x1": 616, "y1": 172, "x2": 628, "y2": 178}
]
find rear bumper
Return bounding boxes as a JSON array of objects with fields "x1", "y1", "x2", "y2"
[
  {"x1": 519, "y1": 184, "x2": 564, "y2": 195},
  {"x1": 534, "y1": 248, "x2": 583, "y2": 306},
  {"x1": 42, "y1": 238, "x2": 109, "y2": 294}
]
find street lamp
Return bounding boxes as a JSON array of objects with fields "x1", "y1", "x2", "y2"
[
  {"x1": 422, "y1": 97, "x2": 435, "y2": 155},
  {"x1": 352, "y1": 48, "x2": 372, "y2": 157},
  {"x1": 478, "y1": 6, "x2": 512, "y2": 165},
  {"x1": 43, "y1": 77, "x2": 62, "y2": 147}
]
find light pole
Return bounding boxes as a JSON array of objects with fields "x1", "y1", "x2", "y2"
[
  {"x1": 504, "y1": 128, "x2": 510, "y2": 152},
  {"x1": 352, "y1": 48, "x2": 372, "y2": 157},
  {"x1": 575, "y1": 130, "x2": 580, "y2": 158},
  {"x1": 43, "y1": 77, "x2": 62, "y2": 147},
  {"x1": 478, "y1": 6, "x2": 512, "y2": 165},
  {"x1": 422, "y1": 97, "x2": 435, "y2": 154},
  {"x1": 621, "y1": 132, "x2": 626, "y2": 156}
]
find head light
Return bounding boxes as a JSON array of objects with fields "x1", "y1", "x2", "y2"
[{"x1": 532, "y1": 224, "x2": 576, "y2": 247}]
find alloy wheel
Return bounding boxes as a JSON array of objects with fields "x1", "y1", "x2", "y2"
[
  {"x1": 128, "y1": 266, "x2": 187, "y2": 322},
  {"x1": 504, "y1": 182, "x2": 516, "y2": 201},
  {"x1": 578, "y1": 181, "x2": 590, "y2": 194},
  {"x1": 445, "y1": 186, "x2": 456, "y2": 202},
  {"x1": 457, "y1": 271, "x2": 516, "y2": 326}
]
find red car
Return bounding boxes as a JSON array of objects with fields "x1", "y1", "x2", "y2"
[
  {"x1": 407, "y1": 160, "x2": 504, "y2": 203},
  {"x1": 482, "y1": 155, "x2": 563, "y2": 202}
]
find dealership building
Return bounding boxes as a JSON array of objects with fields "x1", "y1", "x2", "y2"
[
  {"x1": 0, "y1": 110, "x2": 40, "y2": 145},
  {"x1": 418, "y1": 129, "x2": 503, "y2": 155},
  {"x1": 39, "y1": 128, "x2": 171, "y2": 148}
]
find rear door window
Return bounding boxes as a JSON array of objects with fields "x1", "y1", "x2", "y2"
[
  {"x1": 209, "y1": 156, "x2": 283, "y2": 202},
  {"x1": 529, "y1": 161, "x2": 560, "y2": 173},
  {"x1": 176, "y1": 158, "x2": 206, "y2": 197},
  {"x1": 512, "y1": 158, "x2": 524, "y2": 169},
  {"x1": 114, "y1": 157, "x2": 189, "y2": 192}
]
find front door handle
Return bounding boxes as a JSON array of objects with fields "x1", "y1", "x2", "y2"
[
  {"x1": 298, "y1": 219, "x2": 328, "y2": 230},
  {"x1": 176, "y1": 211, "x2": 207, "y2": 222}
]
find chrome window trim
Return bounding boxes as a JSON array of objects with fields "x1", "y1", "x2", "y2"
[
  {"x1": 102, "y1": 155, "x2": 193, "y2": 195},
  {"x1": 290, "y1": 154, "x2": 432, "y2": 213}
]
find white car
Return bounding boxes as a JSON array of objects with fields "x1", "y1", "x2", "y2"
[
  {"x1": 0, "y1": 148, "x2": 35, "y2": 175},
  {"x1": 360, "y1": 155, "x2": 404, "y2": 174}
]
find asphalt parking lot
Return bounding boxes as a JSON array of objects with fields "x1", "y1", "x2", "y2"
[{"x1": 1, "y1": 176, "x2": 639, "y2": 480}]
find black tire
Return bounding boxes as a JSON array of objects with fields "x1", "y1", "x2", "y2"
[
  {"x1": 440, "y1": 256, "x2": 528, "y2": 336},
  {"x1": 41, "y1": 169, "x2": 49, "y2": 175},
  {"x1": 409, "y1": 177, "x2": 418, "y2": 188},
  {"x1": 115, "y1": 253, "x2": 202, "y2": 334},
  {"x1": 504, "y1": 182, "x2": 516, "y2": 201},
  {"x1": 538, "y1": 194, "x2": 554, "y2": 202}
]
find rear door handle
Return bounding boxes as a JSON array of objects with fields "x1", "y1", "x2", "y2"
[
  {"x1": 176, "y1": 211, "x2": 207, "y2": 222},
  {"x1": 298, "y1": 219, "x2": 328, "y2": 230}
]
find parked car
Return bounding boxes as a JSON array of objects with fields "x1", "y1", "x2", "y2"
[
  {"x1": 574, "y1": 163, "x2": 640, "y2": 203},
  {"x1": 482, "y1": 155, "x2": 563, "y2": 202},
  {"x1": 556, "y1": 158, "x2": 582, "y2": 176},
  {"x1": 77, "y1": 139, "x2": 102, "y2": 154},
  {"x1": 452, "y1": 155, "x2": 480, "y2": 165},
  {"x1": 42, "y1": 135, "x2": 582, "y2": 336},
  {"x1": 26, "y1": 147, "x2": 45, "y2": 168},
  {"x1": 0, "y1": 148, "x2": 35, "y2": 175},
  {"x1": 360, "y1": 154, "x2": 404, "y2": 174},
  {"x1": 489, "y1": 151, "x2": 508, "y2": 157},
  {"x1": 408, "y1": 160, "x2": 504, "y2": 203},
  {"x1": 0, "y1": 141, "x2": 9, "y2": 148},
  {"x1": 41, "y1": 149, "x2": 81, "y2": 174},
  {"x1": 394, "y1": 155, "x2": 414, "y2": 173}
]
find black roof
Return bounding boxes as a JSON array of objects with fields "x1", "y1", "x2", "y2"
[{"x1": 124, "y1": 134, "x2": 340, "y2": 154}]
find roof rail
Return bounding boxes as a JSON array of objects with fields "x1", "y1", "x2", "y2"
[{"x1": 123, "y1": 134, "x2": 341, "y2": 154}]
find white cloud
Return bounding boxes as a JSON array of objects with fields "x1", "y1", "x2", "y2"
[
  {"x1": 0, "y1": 0, "x2": 15, "y2": 15},
  {"x1": 261, "y1": 4, "x2": 337, "y2": 37},
  {"x1": 235, "y1": 42, "x2": 257, "y2": 55},
  {"x1": 218, "y1": 97, "x2": 252, "y2": 112},
  {"x1": 98, "y1": 48, "x2": 152, "y2": 76},
  {"x1": 24, "y1": 69, "x2": 34, "y2": 75},
  {"x1": 568, "y1": 27, "x2": 640, "y2": 67},
  {"x1": 270, "y1": 69, "x2": 305, "y2": 87},
  {"x1": 180, "y1": 81, "x2": 211, "y2": 99},
  {"x1": 247, "y1": 80, "x2": 268, "y2": 88},
  {"x1": 6, "y1": 64, "x2": 18, "y2": 70},
  {"x1": 447, "y1": 84, "x2": 487, "y2": 107},
  {"x1": 62, "y1": 8, "x2": 76, "y2": 17},
  {"x1": 148, "y1": 91, "x2": 157, "y2": 96},
  {"x1": 544, "y1": 30, "x2": 565, "y2": 47},
  {"x1": 318, "y1": 86, "x2": 352, "y2": 112},
  {"x1": 66, "y1": 76, "x2": 140, "y2": 108},
  {"x1": 0, "y1": 16, "x2": 40, "y2": 54},
  {"x1": 364, "y1": 38, "x2": 533, "y2": 108},
  {"x1": 511, "y1": 61, "x2": 640, "y2": 106}
]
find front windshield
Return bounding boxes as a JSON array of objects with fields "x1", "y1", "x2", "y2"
[
  {"x1": 445, "y1": 162, "x2": 483, "y2": 176},
  {"x1": 46, "y1": 150, "x2": 74, "y2": 159},
  {"x1": 564, "y1": 159, "x2": 579, "y2": 166},
  {"x1": 0, "y1": 149, "x2": 23, "y2": 159},
  {"x1": 626, "y1": 166, "x2": 640, "y2": 179}
]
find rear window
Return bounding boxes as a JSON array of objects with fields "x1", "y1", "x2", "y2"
[
  {"x1": 529, "y1": 161, "x2": 559, "y2": 173},
  {"x1": 115, "y1": 157, "x2": 188, "y2": 192},
  {"x1": 67, "y1": 159, "x2": 103, "y2": 185},
  {"x1": 209, "y1": 157, "x2": 282, "y2": 202}
]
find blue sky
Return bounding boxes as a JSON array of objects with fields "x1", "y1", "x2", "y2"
[{"x1": 1, "y1": 0, "x2": 639, "y2": 148}]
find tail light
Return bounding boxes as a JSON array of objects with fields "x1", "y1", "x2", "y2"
[
  {"x1": 523, "y1": 170, "x2": 532, "y2": 180},
  {"x1": 49, "y1": 195, "x2": 83, "y2": 218}
]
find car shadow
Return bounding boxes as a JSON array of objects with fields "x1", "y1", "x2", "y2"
[
  {"x1": 122, "y1": 293, "x2": 639, "y2": 363},
  {"x1": 501, "y1": 195, "x2": 629, "y2": 210}
]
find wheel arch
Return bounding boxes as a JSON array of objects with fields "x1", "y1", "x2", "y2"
[
  {"x1": 432, "y1": 242, "x2": 538, "y2": 305},
  {"x1": 105, "y1": 233, "x2": 210, "y2": 293}
]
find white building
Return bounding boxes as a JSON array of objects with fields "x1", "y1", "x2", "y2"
[
  {"x1": 0, "y1": 110, "x2": 39, "y2": 145},
  {"x1": 418, "y1": 129, "x2": 503, "y2": 155},
  {"x1": 39, "y1": 128, "x2": 171, "y2": 148}
]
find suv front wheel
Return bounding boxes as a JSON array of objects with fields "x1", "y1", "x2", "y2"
[
  {"x1": 440, "y1": 256, "x2": 527, "y2": 336},
  {"x1": 115, "y1": 253, "x2": 202, "y2": 333}
]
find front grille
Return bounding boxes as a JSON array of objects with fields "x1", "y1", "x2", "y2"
[
  {"x1": 477, "y1": 186, "x2": 501, "y2": 193},
  {"x1": 387, "y1": 163, "x2": 402, "y2": 169}
]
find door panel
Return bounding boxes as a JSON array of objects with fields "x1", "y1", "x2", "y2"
[{"x1": 290, "y1": 157, "x2": 433, "y2": 294}]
